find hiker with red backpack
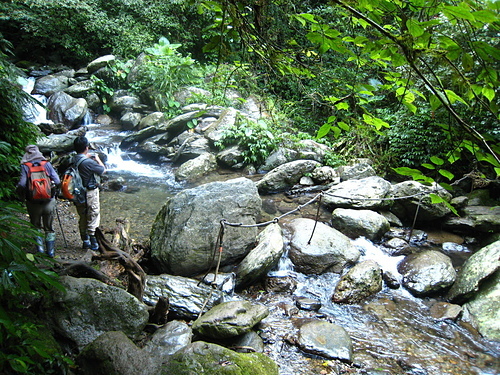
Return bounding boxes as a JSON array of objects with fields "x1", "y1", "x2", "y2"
[
  {"x1": 72, "y1": 136, "x2": 106, "y2": 251},
  {"x1": 16, "y1": 145, "x2": 60, "y2": 257}
]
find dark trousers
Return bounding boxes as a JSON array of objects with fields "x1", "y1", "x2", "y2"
[{"x1": 26, "y1": 198, "x2": 56, "y2": 235}]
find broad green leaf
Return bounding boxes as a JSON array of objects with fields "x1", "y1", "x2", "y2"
[
  {"x1": 445, "y1": 90, "x2": 468, "y2": 106},
  {"x1": 430, "y1": 156, "x2": 444, "y2": 165},
  {"x1": 404, "y1": 102, "x2": 417, "y2": 114},
  {"x1": 338, "y1": 121, "x2": 350, "y2": 131},
  {"x1": 482, "y1": 86, "x2": 495, "y2": 102},
  {"x1": 472, "y1": 10, "x2": 498, "y2": 24},
  {"x1": 442, "y1": 4, "x2": 475, "y2": 22},
  {"x1": 429, "y1": 94, "x2": 442, "y2": 110},
  {"x1": 462, "y1": 53, "x2": 474, "y2": 72},
  {"x1": 336, "y1": 102, "x2": 349, "y2": 110},
  {"x1": 406, "y1": 19, "x2": 424, "y2": 37},
  {"x1": 430, "y1": 193, "x2": 459, "y2": 216},
  {"x1": 317, "y1": 123, "x2": 331, "y2": 138},
  {"x1": 438, "y1": 169, "x2": 455, "y2": 181},
  {"x1": 422, "y1": 163, "x2": 435, "y2": 169}
]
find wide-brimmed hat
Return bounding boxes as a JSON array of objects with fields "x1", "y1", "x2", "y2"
[{"x1": 21, "y1": 145, "x2": 46, "y2": 164}]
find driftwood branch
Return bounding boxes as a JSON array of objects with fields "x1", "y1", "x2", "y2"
[
  {"x1": 94, "y1": 227, "x2": 146, "y2": 300},
  {"x1": 58, "y1": 261, "x2": 117, "y2": 286}
]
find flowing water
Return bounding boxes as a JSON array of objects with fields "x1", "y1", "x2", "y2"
[{"x1": 25, "y1": 87, "x2": 500, "y2": 374}]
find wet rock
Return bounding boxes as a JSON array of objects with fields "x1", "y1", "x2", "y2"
[
  {"x1": 76, "y1": 331, "x2": 158, "y2": 375},
  {"x1": 236, "y1": 223, "x2": 284, "y2": 289},
  {"x1": 264, "y1": 275, "x2": 297, "y2": 293},
  {"x1": 110, "y1": 91, "x2": 142, "y2": 115},
  {"x1": 382, "y1": 271, "x2": 401, "y2": 289},
  {"x1": 226, "y1": 330, "x2": 265, "y2": 353},
  {"x1": 47, "y1": 91, "x2": 88, "y2": 129},
  {"x1": 200, "y1": 272, "x2": 236, "y2": 294},
  {"x1": 204, "y1": 107, "x2": 238, "y2": 144},
  {"x1": 32, "y1": 74, "x2": 69, "y2": 96},
  {"x1": 332, "y1": 260, "x2": 383, "y2": 303},
  {"x1": 297, "y1": 320, "x2": 353, "y2": 362},
  {"x1": 256, "y1": 160, "x2": 321, "y2": 193},
  {"x1": 192, "y1": 300, "x2": 269, "y2": 339},
  {"x1": 144, "y1": 274, "x2": 223, "y2": 320},
  {"x1": 287, "y1": 218, "x2": 360, "y2": 274},
  {"x1": 216, "y1": 145, "x2": 246, "y2": 168},
  {"x1": 138, "y1": 112, "x2": 166, "y2": 130},
  {"x1": 443, "y1": 205, "x2": 500, "y2": 233},
  {"x1": 447, "y1": 239, "x2": 500, "y2": 302},
  {"x1": 259, "y1": 148, "x2": 297, "y2": 172},
  {"x1": 276, "y1": 302, "x2": 299, "y2": 316},
  {"x1": 43, "y1": 276, "x2": 149, "y2": 350},
  {"x1": 429, "y1": 302, "x2": 462, "y2": 321},
  {"x1": 120, "y1": 112, "x2": 142, "y2": 130},
  {"x1": 295, "y1": 297, "x2": 321, "y2": 311},
  {"x1": 390, "y1": 181, "x2": 452, "y2": 223},
  {"x1": 322, "y1": 176, "x2": 392, "y2": 210},
  {"x1": 64, "y1": 79, "x2": 96, "y2": 98},
  {"x1": 161, "y1": 341, "x2": 278, "y2": 375},
  {"x1": 331, "y1": 208, "x2": 390, "y2": 240},
  {"x1": 174, "y1": 153, "x2": 218, "y2": 182},
  {"x1": 462, "y1": 270, "x2": 500, "y2": 341},
  {"x1": 171, "y1": 133, "x2": 211, "y2": 165},
  {"x1": 398, "y1": 250, "x2": 456, "y2": 296},
  {"x1": 143, "y1": 320, "x2": 192, "y2": 359},
  {"x1": 150, "y1": 177, "x2": 261, "y2": 276},
  {"x1": 383, "y1": 237, "x2": 411, "y2": 256}
]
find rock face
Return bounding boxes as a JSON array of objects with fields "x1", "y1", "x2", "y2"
[
  {"x1": 398, "y1": 250, "x2": 457, "y2": 296},
  {"x1": 297, "y1": 320, "x2": 353, "y2": 362},
  {"x1": 287, "y1": 218, "x2": 360, "y2": 274},
  {"x1": 150, "y1": 178, "x2": 262, "y2": 276},
  {"x1": 447, "y1": 239, "x2": 500, "y2": 302},
  {"x1": 144, "y1": 274, "x2": 224, "y2": 320},
  {"x1": 331, "y1": 208, "x2": 390, "y2": 240},
  {"x1": 236, "y1": 223, "x2": 285, "y2": 289},
  {"x1": 192, "y1": 300, "x2": 269, "y2": 339},
  {"x1": 256, "y1": 160, "x2": 321, "y2": 193},
  {"x1": 76, "y1": 331, "x2": 158, "y2": 375},
  {"x1": 332, "y1": 260, "x2": 383, "y2": 303},
  {"x1": 47, "y1": 91, "x2": 88, "y2": 129},
  {"x1": 322, "y1": 176, "x2": 392, "y2": 210},
  {"x1": 161, "y1": 341, "x2": 279, "y2": 375},
  {"x1": 44, "y1": 276, "x2": 149, "y2": 350},
  {"x1": 143, "y1": 320, "x2": 193, "y2": 359}
]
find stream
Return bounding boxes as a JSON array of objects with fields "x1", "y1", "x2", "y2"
[{"x1": 25, "y1": 82, "x2": 500, "y2": 374}]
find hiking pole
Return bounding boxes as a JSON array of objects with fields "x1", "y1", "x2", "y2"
[{"x1": 55, "y1": 199, "x2": 68, "y2": 248}]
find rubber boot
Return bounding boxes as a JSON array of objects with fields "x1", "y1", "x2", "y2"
[
  {"x1": 35, "y1": 235, "x2": 45, "y2": 254},
  {"x1": 45, "y1": 232, "x2": 56, "y2": 258},
  {"x1": 89, "y1": 235, "x2": 99, "y2": 251},
  {"x1": 81, "y1": 233, "x2": 91, "y2": 250}
]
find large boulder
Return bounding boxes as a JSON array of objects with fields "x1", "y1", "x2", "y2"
[
  {"x1": 398, "y1": 250, "x2": 456, "y2": 296},
  {"x1": 43, "y1": 276, "x2": 149, "y2": 350},
  {"x1": 143, "y1": 320, "x2": 193, "y2": 359},
  {"x1": 76, "y1": 331, "x2": 158, "y2": 375},
  {"x1": 150, "y1": 178, "x2": 262, "y2": 276},
  {"x1": 331, "y1": 208, "x2": 390, "y2": 240},
  {"x1": 443, "y1": 206, "x2": 500, "y2": 234},
  {"x1": 235, "y1": 223, "x2": 285, "y2": 289},
  {"x1": 390, "y1": 181, "x2": 452, "y2": 223},
  {"x1": 192, "y1": 300, "x2": 269, "y2": 339},
  {"x1": 287, "y1": 218, "x2": 360, "y2": 274},
  {"x1": 87, "y1": 54, "x2": 116, "y2": 74},
  {"x1": 47, "y1": 91, "x2": 88, "y2": 129},
  {"x1": 171, "y1": 134, "x2": 211, "y2": 165},
  {"x1": 160, "y1": 341, "x2": 278, "y2": 375},
  {"x1": 322, "y1": 176, "x2": 392, "y2": 210},
  {"x1": 37, "y1": 127, "x2": 87, "y2": 153},
  {"x1": 174, "y1": 152, "x2": 218, "y2": 182},
  {"x1": 447, "y1": 239, "x2": 500, "y2": 302},
  {"x1": 144, "y1": 274, "x2": 224, "y2": 320},
  {"x1": 64, "y1": 79, "x2": 96, "y2": 98},
  {"x1": 256, "y1": 160, "x2": 321, "y2": 193},
  {"x1": 332, "y1": 260, "x2": 383, "y2": 303},
  {"x1": 462, "y1": 270, "x2": 500, "y2": 341},
  {"x1": 32, "y1": 74, "x2": 69, "y2": 96},
  {"x1": 337, "y1": 161, "x2": 376, "y2": 181},
  {"x1": 204, "y1": 107, "x2": 238, "y2": 144}
]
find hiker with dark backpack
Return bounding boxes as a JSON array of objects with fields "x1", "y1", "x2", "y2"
[
  {"x1": 71, "y1": 136, "x2": 106, "y2": 251},
  {"x1": 16, "y1": 145, "x2": 60, "y2": 257}
]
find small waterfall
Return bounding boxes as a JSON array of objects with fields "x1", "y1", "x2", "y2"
[
  {"x1": 21, "y1": 77, "x2": 53, "y2": 125},
  {"x1": 354, "y1": 236, "x2": 404, "y2": 282}
]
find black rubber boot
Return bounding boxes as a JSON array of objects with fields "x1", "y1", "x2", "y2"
[{"x1": 89, "y1": 235, "x2": 99, "y2": 251}]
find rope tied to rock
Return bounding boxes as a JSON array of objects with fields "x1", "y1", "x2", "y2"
[{"x1": 197, "y1": 188, "x2": 433, "y2": 316}]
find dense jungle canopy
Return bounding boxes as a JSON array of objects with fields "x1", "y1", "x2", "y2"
[{"x1": 0, "y1": 0, "x2": 499, "y2": 373}]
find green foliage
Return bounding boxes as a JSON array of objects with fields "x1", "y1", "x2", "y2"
[
  {"x1": 0, "y1": 201, "x2": 71, "y2": 374},
  {"x1": 0, "y1": 35, "x2": 41, "y2": 200},
  {"x1": 130, "y1": 37, "x2": 203, "y2": 115},
  {"x1": 215, "y1": 117, "x2": 280, "y2": 165}
]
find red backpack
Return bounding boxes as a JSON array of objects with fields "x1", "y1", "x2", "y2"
[{"x1": 24, "y1": 161, "x2": 52, "y2": 201}]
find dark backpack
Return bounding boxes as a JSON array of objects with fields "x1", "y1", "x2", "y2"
[
  {"x1": 61, "y1": 157, "x2": 87, "y2": 204},
  {"x1": 24, "y1": 161, "x2": 52, "y2": 201}
]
